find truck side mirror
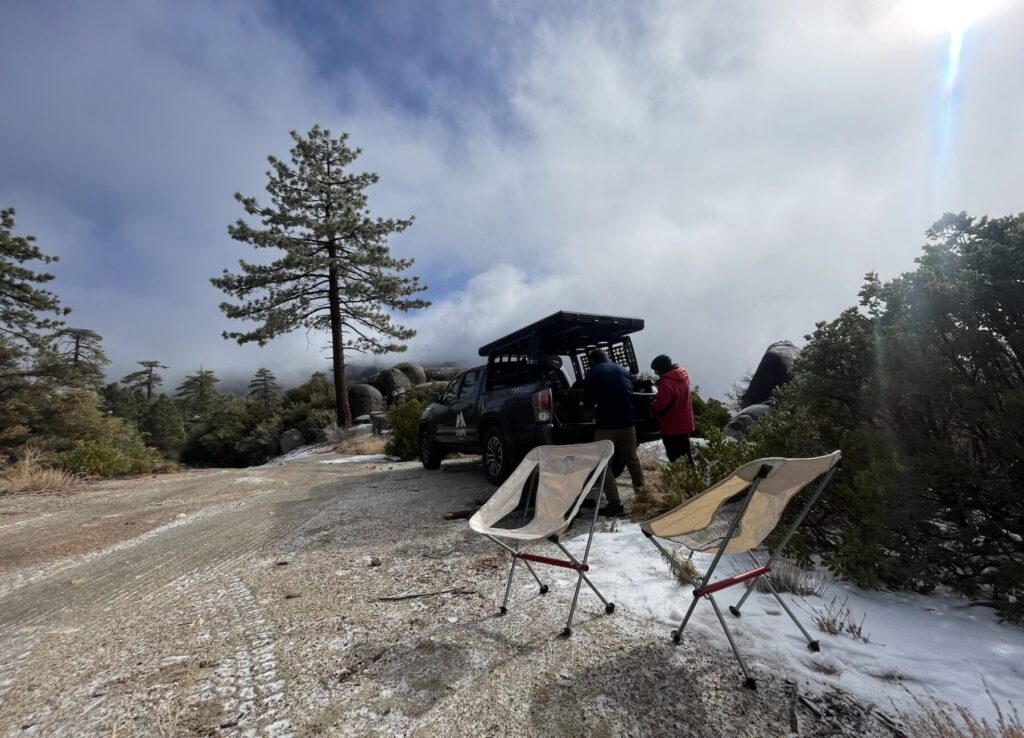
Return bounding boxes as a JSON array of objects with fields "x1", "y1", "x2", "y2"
[{"x1": 427, "y1": 392, "x2": 440, "y2": 403}]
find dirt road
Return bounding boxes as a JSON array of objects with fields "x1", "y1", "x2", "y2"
[{"x1": 0, "y1": 455, "x2": 885, "y2": 737}]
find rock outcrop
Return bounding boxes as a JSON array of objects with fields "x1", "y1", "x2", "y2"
[
  {"x1": 279, "y1": 428, "x2": 307, "y2": 454},
  {"x1": 741, "y1": 341, "x2": 801, "y2": 407},
  {"x1": 348, "y1": 383, "x2": 385, "y2": 417},
  {"x1": 394, "y1": 362, "x2": 427, "y2": 385}
]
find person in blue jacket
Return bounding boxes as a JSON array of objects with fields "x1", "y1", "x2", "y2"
[{"x1": 583, "y1": 348, "x2": 646, "y2": 515}]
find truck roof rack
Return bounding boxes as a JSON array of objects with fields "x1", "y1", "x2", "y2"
[{"x1": 477, "y1": 310, "x2": 645, "y2": 359}]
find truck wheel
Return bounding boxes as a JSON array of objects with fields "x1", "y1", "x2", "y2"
[
  {"x1": 420, "y1": 428, "x2": 443, "y2": 470},
  {"x1": 483, "y1": 427, "x2": 512, "y2": 485}
]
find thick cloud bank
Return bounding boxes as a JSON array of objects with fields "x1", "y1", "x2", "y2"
[{"x1": 1, "y1": 0, "x2": 1021, "y2": 395}]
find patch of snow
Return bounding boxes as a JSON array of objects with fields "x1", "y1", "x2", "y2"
[
  {"x1": 319, "y1": 454, "x2": 399, "y2": 465},
  {"x1": 0, "y1": 512, "x2": 56, "y2": 532},
  {"x1": 554, "y1": 523, "x2": 1024, "y2": 722},
  {"x1": 264, "y1": 444, "x2": 333, "y2": 465},
  {"x1": 232, "y1": 476, "x2": 273, "y2": 485}
]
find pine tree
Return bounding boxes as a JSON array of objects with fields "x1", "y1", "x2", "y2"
[
  {"x1": 0, "y1": 209, "x2": 74, "y2": 400},
  {"x1": 102, "y1": 382, "x2": 149, "y2": 426},
  {"x1": 176, "y1": 368, "x2": 220, "y2": 421},
  {"x1": 0, "y1": 208, "x2": 70, "y2": 346},
  {"x1": 121, "y1": 360, "x2": 167, "y2": 400},
  {"x1": 248, "y1": 367, "x2": 281, "y2": 407},
  {"x1": 54, "y1": 328, "x2": 109, "y2": 388},
  {"x1": 212, "y1": 126, "x2": 430, "y2": 427},
  {"x1": 142, "y1": 395, "x2": 185, "y2": 453}
]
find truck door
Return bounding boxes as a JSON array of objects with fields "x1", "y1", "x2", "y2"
[
  {"x1": 450, "y1": 367, "x2": 482, "y2": 448},
  {"x1": 434, "y1": 375, "x2": 462, "y2": 446}
]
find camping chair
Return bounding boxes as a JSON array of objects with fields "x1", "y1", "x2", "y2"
[
  {"x1": 640, "y1": 452, "x2": 841, "y2": 689},
  {"x1": 469, "y1": 440, "x2": 616, "y2": 637}
]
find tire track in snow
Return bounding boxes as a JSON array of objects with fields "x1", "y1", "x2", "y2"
[
  {"x1": 187, "y1": 580, "x2": 292, "y2": 737},
  {"x1": 0, "y1": 627, "x2": 39, "y2": 712}
]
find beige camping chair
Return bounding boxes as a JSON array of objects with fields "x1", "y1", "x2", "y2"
[
  {"x1": 640, "y1": 452, "x2": 841, "y2": 688},
  {"x1": 470, "y1": 441, "x2": 616, "y2": 636}
]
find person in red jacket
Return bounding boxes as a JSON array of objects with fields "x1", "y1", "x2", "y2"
[{"x1": 650, "y1": 354, "x2": 695, "y2": 464}]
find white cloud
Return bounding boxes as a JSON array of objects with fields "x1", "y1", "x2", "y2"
[{"x1": 1, "y1": 0, "x2": 1021, "y2": 396}]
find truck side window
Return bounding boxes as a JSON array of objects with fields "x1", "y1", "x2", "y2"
[
  {"x1": 442, "y1": 377, "x2": 460, "y2": 404},
  {"x1": 458, "y1": 369, "x2": 479, "y2": 400}
]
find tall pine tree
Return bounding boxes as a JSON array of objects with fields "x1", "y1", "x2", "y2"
[
  {"x1": 55, "y1": 328, "x2": 109, "y2": 388},
  {"x1": 0, "y1": 208, "x2": 69, "y2": 347},
  {"x1": 176, "y1": 368, "x2": 220, "y2": 421},
  {"x1": 248, "y1": 367, "x2": 281, "y2": 407},
  {"x1": 121, "y1": 360, "x2": 167, "y2": 400},
  {"x1": 0, "y1": 208, "x2": 72, "y2": 398},
  {"x1": 212, "y1": 127, "x2": 429, "y2": 427}
]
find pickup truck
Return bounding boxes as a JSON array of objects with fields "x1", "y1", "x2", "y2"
[{"x1": 418, "y1": 311, "x2": 660, "y2": 484}]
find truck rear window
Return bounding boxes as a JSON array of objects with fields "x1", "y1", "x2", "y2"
[{"x1": 487, "y1": 359, "x2": 569, "y2": 391}]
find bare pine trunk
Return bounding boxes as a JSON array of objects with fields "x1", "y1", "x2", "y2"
[{"x1": 326, "y1": 239, "x2": 352, "y2": 428}]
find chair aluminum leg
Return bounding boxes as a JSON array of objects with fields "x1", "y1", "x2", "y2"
[
  {"x1": 761, "y1": 578, "x2": 819, "y2": 651},
  {"x1": 563, "y1": 571, "x2": 586, "y2": 637},
  {"x1": 563, "y1": 463, "x2": 609, "y2": 637},
  {"x1": 671, "y1": 596, "x2": 701, "y2": 644},
  {"x1": 500, "y1": 556, "x2": 518, "y2": 615},
  {"x1": 730, "y1": 552, "x2": 763, "y2": 617},
  {"x1": 521, "y1": 558, "x2": 548, "y2": 595},
  {"x1": 708, "y1": 594, "x2": 757, "y2": 689},
  {"x1": 552, "y1": 540, "x2": 612, "y2": 612}
]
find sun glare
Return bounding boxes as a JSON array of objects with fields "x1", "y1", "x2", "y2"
[{"x1": 902, "y1": 0, "x2": 1006, "y2": 35}]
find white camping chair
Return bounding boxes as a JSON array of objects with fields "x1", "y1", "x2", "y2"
[
  {"x1": 640, "y1": 452, "x2": 841, "y2": 689},
  {"x1": 470, "y1": 441, "x2": 616, "y2": 637}
]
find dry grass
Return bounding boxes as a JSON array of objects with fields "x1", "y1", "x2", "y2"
[
  {"x1": 0, "y1": 449, "x2": 78, "y2": 496},
  {"x1": 334, "y1": 433, "x2": 389, "y2": 457},
  {"x1": 899, "y1": 692, "x2": 1024, "y2": 738},
  {"x1": 652, "y1": 544, "x2": 701, "y2": 587},
  {"x1": 813, "y1": 595, "x2": 870, "y2": 642},
  {"x1": 756, "y1": 558, "x2": 831, "y2": 597}
]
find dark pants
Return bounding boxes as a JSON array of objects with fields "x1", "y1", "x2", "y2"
[
  {"x1": 662, "y1": 433, "x2": 693, "y2": 464},
  {"x1": 594, "y1": 426, "x2": 645, "y2": 506}
]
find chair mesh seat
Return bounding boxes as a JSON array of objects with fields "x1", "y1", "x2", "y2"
[{"x1": 672, "y1": 499, "x2": 745, "y2": 551}]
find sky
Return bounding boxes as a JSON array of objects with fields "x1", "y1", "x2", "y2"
[{"x1": 1, "y1": 0, "x2": 1022, "y2": 398}]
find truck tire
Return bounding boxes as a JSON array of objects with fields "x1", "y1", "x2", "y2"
[
  {"x1": 482, "y1": 427, "x2": 513, "y2": 485},
  {"x1": 420, "y1": 428, "x2": 443, "y2": 470}
]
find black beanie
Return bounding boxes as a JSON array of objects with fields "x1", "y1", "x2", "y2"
[{"x1": 651, "y1": 354, "x2": 673, "y2": 374}]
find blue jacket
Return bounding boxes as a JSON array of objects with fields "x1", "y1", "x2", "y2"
[{"x1": 583, "y1": 357, "x2": 635, "y2": 429}]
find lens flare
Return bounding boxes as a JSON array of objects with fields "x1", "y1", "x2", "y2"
[{"x1": 902, "y1": 0, "x2": 1006, "y2": 200}]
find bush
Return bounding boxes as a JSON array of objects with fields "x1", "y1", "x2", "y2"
[
  {"x1": 649, "y1": 427, "x2": 761, "y2": 513},
  {"x1": 713, "y1": 213, "x2": 1024, "y2": 621},
  {"x1": 385, "y1": 398, "x2": 427, "y2": 461},
  {"x1": 57, "y1": 438, "x2": 165, "y2": 477},
  {"x1": 691, "y1": 389, "x2": 731, "y2": 437},
  {"x1": 179, "y1": 397, "x2": 253, "y2": 467}
]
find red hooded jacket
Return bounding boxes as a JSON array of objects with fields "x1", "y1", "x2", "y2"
[{"x1": 650, "y1": 366, "x2": 695, "y2": 435}]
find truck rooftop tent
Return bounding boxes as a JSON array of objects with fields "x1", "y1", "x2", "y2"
[{"x1": 477, "y1": 311, "x2": 645, "y2": 376}]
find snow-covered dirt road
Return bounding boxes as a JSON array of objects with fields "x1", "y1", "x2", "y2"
[{"x1": 0, "y1": 456, "x2": 892, "y2": 737}]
